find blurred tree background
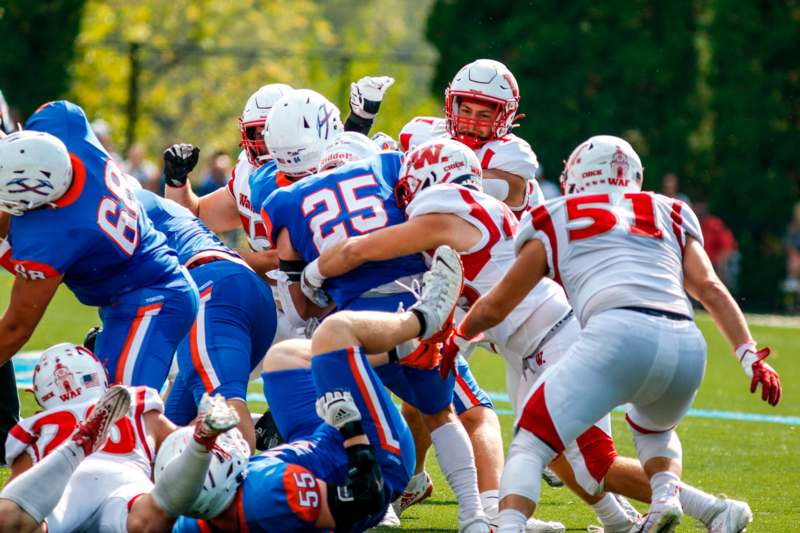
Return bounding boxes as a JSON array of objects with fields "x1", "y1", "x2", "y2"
[{"x1": 0, "y1": 0, "x2": 798, "y2": 309}]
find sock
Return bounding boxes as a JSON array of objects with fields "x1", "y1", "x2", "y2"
[
  {"x1": 679, "y1": 482, "x2": 721, "y2": 525},
  {"x1": 480, "y1": 489, "x2": 500, "y2": 523},
  {"x1": 151, "y1": 438, "x2": 211, "y2": 517},
  {"x1": 497, "y1": 508, "x2": 527, "y2": 533},
  {"x1": 650, "y1": 471, "x2": 681, "y2": 499},
  {"x1": 0, "y1": 440, "x2": 85, "y2": 522},
  {"x1": 431, "y1": 421, "x2": 483, "y2": 523},
  {"x1": 592, "y1": 493, "x2": 631, "y2": 528}
]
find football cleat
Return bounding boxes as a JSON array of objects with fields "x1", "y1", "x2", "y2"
[
  {"x1": 639, "y1": 482, "x2": 682, "y2": 533},
  {"x1": 193, "y1": 393, "x2": 240, "y2": 450},
  {"x1": 376, "y1": 504, "x2": 402, "y2": 528},
  {"x1": 410, "y1": 245, "x2": 464, "y2": 342},
  {"x1": 526, "y1": 517, "x2": 565, "y2": 533},
  {"x1": 587, "y1": 494, "x2": 644, "y2": 533},
  {"x1": 72, "y1": 385, "x2": 131, "y2": 455},
  {"x1": 707, "y1": 498, "x2": 752, "y2": 533},
  {"x1": 392, "y1": 470, "x2": 434, "y2": 516},
  {"x1": 542, "y1": 466, "x2": 564, "y2": 488},
  {"x1": 316, "y1": 390, "x2": 362, "y2": 430}
]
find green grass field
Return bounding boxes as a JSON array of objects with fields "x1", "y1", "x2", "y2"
[{"x1": 1, "y1": 276, "x2": 798, "y2": 532}]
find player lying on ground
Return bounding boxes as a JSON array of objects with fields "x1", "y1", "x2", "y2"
[
  {"x1": 171, "y1": 245, "x2": 467, "y2": 532},
  {"x1": 261, "y1": 102, "x2": 496, "y2": 530},
  {"x1": 450, "y1": 135, "x2": 782, "y2": 533},
  {"x1": 0, "y1": 353, "x2": 244, "y2": 533},
  {"x1": 0, "y1": 103, "x2": 198, "y2": 391}
]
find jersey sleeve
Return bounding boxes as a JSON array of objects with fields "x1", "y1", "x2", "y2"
[
  {"x1": 260, "y1": 189, "x2": 289, "y2": 249},
  {"x1": 0, "y1": 237, "x2": 15, "y2": 274},
  {"x1": 4, "y1": 421, "x2": 37, "y2": 465},
  {"x1": 407, "y1": 185, "x2": 472, "y2": 219},
  {"x1": 130, "y1": 386, "x2": 164, "y2": 414},
  {"x1": 674, "y1": 199, "x2": 703, "y2": 247},
  {"x1": 481, "y1": 135, "x2": 539, "y2": 181},
  {"x1": 515, "y1": 200, "x2": 564, "y2": 283},
  {"x1": 398, "y1": 117, "x2": 446, "y2": 151},
  {"x1": 8, "y1": 221, "x2": 81, "y2": 278},
  {"x1": 25, "y1": 101, "x2": 71, "y2": 140}
]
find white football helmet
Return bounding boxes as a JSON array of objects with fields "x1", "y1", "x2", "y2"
[
  {"x1": 0, "y1": 131, "x2": 73, "y2": 215},
  {"x1": 560, "y1": 135, "x2": 643, "y2": 196},
  {"x1": 319, "y1": 131, "x2": 379, "y2": 171},
  {"x1": 264, "y1": 89, "x2": 343, "y2": 178},
  {"x1": 396, "y1": 138, "x2": 482, "y2": 208},
  {"x1": 445, "y1": 59, "x2": 520, "y2": 149},
  {"x1": 154, "y1": 426, "x2": 250, "y2": 519},
  {"x1": 239, "y1": 83, "x2": 294, "y2": 167},
  {"x1": 32, "y1": 343, "x2": 108, "y2": 410}
]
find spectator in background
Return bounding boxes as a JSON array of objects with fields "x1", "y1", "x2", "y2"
[
  {"x1": 122, "y1": 142, "x2": 160, "y2": 192},
  {"x1": 196, "y1": 149, "x2": 232, "y2": 196},
  {"x1": 90, "y1": 118, "x2": 122, "y2": 162},
  {"x1": 695, "y1": 200, "x2": 739, "y2": 290},
  {"x1": 782, "y1": 201, "x2": 800, "y2": 308},
  {"x1": 661, "y1": 172, "x2": 691, "y2": 204}
]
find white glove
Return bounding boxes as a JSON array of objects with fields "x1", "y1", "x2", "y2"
[
  {"x1": 350, "y1": 76, "x2": 395, "y2": 119},
  {"x1": 315, "y1": 390, "x2": 361, "y2": 430},
  {"x1": 300, "y1": 259, "x2": 329, "y2": 307}
]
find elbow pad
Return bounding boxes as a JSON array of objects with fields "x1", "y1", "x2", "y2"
[
  {"x1": 327, "y1": 444, "x2": 386, "y2": 532},
  {"x1": 482, "y1": 177, "x2": 510, "y2": 202}
]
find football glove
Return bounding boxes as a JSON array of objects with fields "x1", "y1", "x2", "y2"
[
  {"x1": 163, "y1": 143, "x2": 200, "y2": 188},
  {"x1": 736, "y1": 342, "x2": 782, "y2": 406},
  {"x1": 400, "y1": 340, "x2": 442, "y2": 370},
  {"x1": 440, "y1": 324, "x2": 481, "y2": 379},
  {"x1": 350, "y1": 76, "x2": 395, "y2": 120}
]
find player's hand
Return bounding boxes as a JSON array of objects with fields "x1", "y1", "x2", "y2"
[
  {"x1": 401, "y1": 341, "x2": 442, "y2": 370},
  {"x1": 439, "y1": 324, "x2": 481, "y2": 379},
  {"x1": 163, "y1": 143, "x2": 200, "y2": 187},
  {"x1": 83, "y1": 326, "x2": 102, "y2": 353},
  {"x1": 736, "y1": 342, "x2": 782, "y2": 406},
  {"x1": 301, "y1": 259, "x2": 329, "y2": 307},
  {"x1": 371, "y1": 131, "x2": 399, "y2": 151},
  {"x1": 350, "y1": 76, "x2": 395, "y2": 119}
]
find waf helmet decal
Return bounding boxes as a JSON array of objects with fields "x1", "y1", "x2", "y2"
[{"x1": 609, "y1": 146, "x2": 630, "y2": 179}]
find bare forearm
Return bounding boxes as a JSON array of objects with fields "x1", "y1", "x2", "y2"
[
  {"x1": 461, "y1": 297, "x2": 506, "y2": 339},
  {"x1": 318, "y1": 240, "x2": 363, "y2": 278},
  {"x1": 0, "y1": 320, "x2": 33, "y2": 365},
  {"x1": 697, "y1": 281, "x2": 753, "y2": 347},
  {"x1": 164, "y1": 184, "x2": 200, "y2": 215}
]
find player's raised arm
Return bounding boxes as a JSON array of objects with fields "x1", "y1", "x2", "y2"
[
  {"x1": 0, "y1": 275, "x2": 62, "y2": 365},
  {"x1": 682, "y1": 235, "x2": 781, "y2": 405}
]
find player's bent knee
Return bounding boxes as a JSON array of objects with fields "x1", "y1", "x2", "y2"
[
  {"x1": 309, "y1": 312, "x2": 358, "y2": 354},
  {"x1": 459, "y1": 405, "x2": 500, "y2": 433},
  {"x1": 500, "y1": 429, "x2": 553, "y2": 504},
  {"x1": 422, "y1": 405, "x2": 457, "y2": 430},
  {"x1": 263, "y1": 339, "x2": 312, "y2": 372},
  {"x1": 630, "y1": 426, "x2": 682, "y2": 465}
]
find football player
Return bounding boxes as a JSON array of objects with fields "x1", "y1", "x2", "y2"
[
  {"x1": 0, "y1": 343, "x2": 246, "y2": 533},
  {"x1": 170, "y1": 245, "x2": 462, "y2": 533},
  {"x1": 453, "y1": 135, "x2": 781, "y2": 533},
  {"x1": 261, "y1": 98, "x2": 492, "y2": 531},
  {"x1": 135, "y1": 188, "x2": 277, "y2": 451},
  {"x1": 0, "y1": 102, "x2": 199, "y2": 390},
  {"x1": 399, "y1": 59, "x2": 544, "y2": 218}
]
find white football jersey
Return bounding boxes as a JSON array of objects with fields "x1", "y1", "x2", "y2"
[
  {"x1": 407, "y1": 183, "x2": 566, "y2": 349},
  {"x1": 5, "y1": 386, "x2": 162, "y2": 476},
  {"x1": 516, "y1": 192, "x2": 703, "y2": 326},
  {"x1": 227, "y1": 151, "x2": 270, "y2": 251},
  {"x1": 399, "y1": 116, "x2": 543, "y2": 213}
]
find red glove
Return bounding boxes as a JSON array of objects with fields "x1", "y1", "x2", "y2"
[
  {"x1": 736, "y1": 342, "x2": 782, "y2": 406},
  {"x1": 440, "y1": 325, "x2": 483, "y2": 379},
  {"x1": 401, "y1": 341, "x2": 442, "y2": 370}
]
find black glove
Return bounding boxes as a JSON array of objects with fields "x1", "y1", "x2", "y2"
[
  {"x1": 163, "y1": 143, "x2": 200, "y2": 187},
  {"x1": 328, "y1": 443, "x2": 386, "y2": 532},
  {"x1": 83, "y1": 326, "x2": 102, "y2": 353}
]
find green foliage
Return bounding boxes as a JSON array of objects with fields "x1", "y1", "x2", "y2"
[
  {"x1": 707, "y1": 1, "x2": 800, "y2": 309},
  {"x1": 66, "y1": 0, "x2": 439, "y2": 161},
  {"x1": 0, "y1": 0, "x2": 86, "y2": 117},
  {"x1": 426, "y1": 1, "x2": 703, "y2": 188}
]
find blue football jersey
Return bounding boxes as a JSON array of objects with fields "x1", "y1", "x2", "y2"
[
  {"x1": 261, "y1": 152, "x2": 426, "y2": 309},
  {"x1": 135, "y1": 189, "x2": 230, "y2": 264},
  {"x1": 11, "y1": 101, "x2": 180, "y2": 306}
]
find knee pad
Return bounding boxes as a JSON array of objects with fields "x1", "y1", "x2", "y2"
[
  {"x1": 629, "y1": 426, "x2": 682, "y2": 465},
  {"x1": 500, "y1": 429, "x2": 554, "y2": 504}
]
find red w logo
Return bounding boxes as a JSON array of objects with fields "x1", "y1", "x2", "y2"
[{"x1": 409, "y1": 144, "x2": 443, "y2": 170}]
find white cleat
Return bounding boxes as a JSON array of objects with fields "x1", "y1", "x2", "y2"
[
  {"x1": 193, "y1": 393, "x2": 240, "y2": 448},
  {"x1": 392, "y1": 470, "x2": 434, "y2": 516},
  {"x1": 375, "y1": 504, "x2": 401, "y2": 528},
  {"x1": 526, "y1": 516, "x2": 566, "y2": 533},
  {"x1": 72, "y1": 385, "x2": 131, "y2": 455},
  {"x1": 707, "y1": 498, "x2": 752, "y2": 533},
  {"x1": 640, "y1": 482, "x2": 683, "y2": 533},
  {"x1": 459, "y1": 514, "x2": 492, "y2": 533},
  {"x1": 411, "y1": 245, "x2": 464, "y2": 341},
  {"x1": 588, "y1": 494, "x2": 644, "y2": 532}
]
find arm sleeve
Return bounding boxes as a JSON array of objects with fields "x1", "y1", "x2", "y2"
[{"x1": 344, "y1": 113, "x2": 374, "y2": 136}]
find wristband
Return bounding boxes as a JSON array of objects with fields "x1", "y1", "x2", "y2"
[{"x1": 304, "y1": 259, "x2": 326, "y2": 288}]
